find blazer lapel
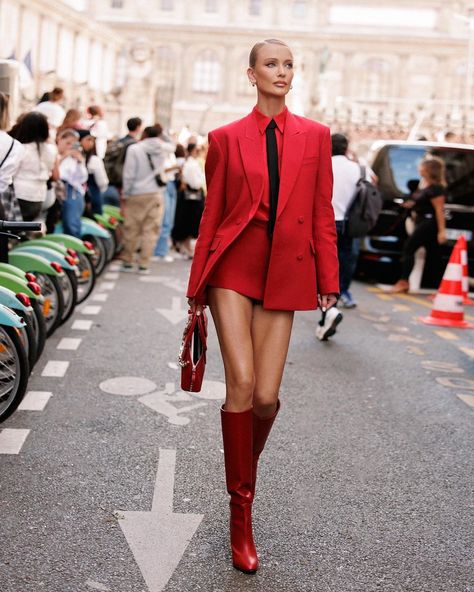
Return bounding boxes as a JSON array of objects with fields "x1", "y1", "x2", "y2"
[
  {"x1": 238, "y1": 114, "x2": 265, "y2": 206},
  {"x1": 278, "y1": 111, "x2": 306, "y2": 218}
]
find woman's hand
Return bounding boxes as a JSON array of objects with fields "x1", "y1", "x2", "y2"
[
  {"x1": 187, "y1": 298, "x2": 205, "y2": 316},
  {"x1": 401, "y1": 199, "x2": 415, "y2": 209},
  {"x1": 318, "y1": 293, "x2": 338, "y2": 311},
  {"x1": 437, "y1": 230, "x2": 447, "y2": 244}
]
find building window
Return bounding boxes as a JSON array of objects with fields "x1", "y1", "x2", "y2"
[
  {"x1": 359, "y1": 59, "x2": 391, "y2": 101},
  {"x1": 161, "y1": 0, "x2": 173, "y2": 11},
  {"x1": 193, "y1": 49, "x2": 221, "y2": 94},
  {"x1": 292, "y1": 0, "x2": 306, "y2": 18},
  {"x1": 249, "y1": 0, "x2": 262, "y2": 16},
  {"x1": 111, "y1": 0, "x2": 123, "y2": 7},
  {"x1": 156, "y1": 46, "x2": 175, "y2": 85},
  {"x1": 205, "y1": 0, "x2": 218, "y2": 12}
]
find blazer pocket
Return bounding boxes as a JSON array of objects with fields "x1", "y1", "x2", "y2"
[
  {"x1": 209, "y1": 236, "x2": 222, "y2": 252},
  {"x1": 302, "y1": 157, "x2": 318, "y2": 166},
  {"x1": 309, "y1": 238, "x2": 316, "y2": 256}
]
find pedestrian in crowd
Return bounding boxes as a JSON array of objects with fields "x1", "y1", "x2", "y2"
[
  {"x1": 0, "y1": 92, "x2": 23, "y2": 220},
  {"x1": 186, "y1": 38, "x2": 339, "y2": 574},
  {"x1": 102, "y1": 117, "x2": 143, "y2": 207},
  {"x1": 153, "y1": 145, "x2": 183, "y2": 262},
  {"x1": 315, "y1": 133, "x2": 359, "y2": 341},
  {"x1": 78, "y1": 129, "x2": 108, "y2": 216},
  {"x1": 85, "y1": 105, "x2": 109, "y2": 159},
  {"x1": 9, "y1": 112, "x2": 58, "y2": 221},
  {"x1": 172, "y1": 143, "x2": 205, "y2": 258},
  {"x1": 57, "y1": 109, "x2": 83, "y2": 137},
  {"x1": 32, "y1": 87, "x2": 65, "y2": 139},
  {"x1": 56, "y1": 128, "x2": 88, "y2": 237},
  {"x1": 388, "y1": 156, "x2": 447, "y2": 293},
  {"x1": 120, "y1": 125, "x2": 173, "y2": 274}
]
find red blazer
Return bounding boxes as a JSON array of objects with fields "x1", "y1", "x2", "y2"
[{"x1": 186, "y1": 109, "x2": 339, "y2": 310}]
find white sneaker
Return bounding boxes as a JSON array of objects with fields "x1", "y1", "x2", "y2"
[
  {"x1": 137, "y1": 266, "x2": 151, "y2": 275},
  {"x1": 315, "y1": 307, "x2": 343, "y2": 341}
]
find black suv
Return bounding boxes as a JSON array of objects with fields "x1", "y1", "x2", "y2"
[{"x1": 356, "y1": 141, "x2": 474, "y2": 288}]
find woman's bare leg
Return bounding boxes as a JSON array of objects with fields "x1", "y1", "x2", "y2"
[
  {"x1": 208, "y1": 287, "x2": 255, "y2": 412},
  {"x1": 251, "y1": 306, "x2": 294, "y2": 418}
]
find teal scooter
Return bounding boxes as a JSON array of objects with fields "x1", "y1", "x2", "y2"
[{"x1": 0, "y1": 302, "x2": 29, "y2": 422}]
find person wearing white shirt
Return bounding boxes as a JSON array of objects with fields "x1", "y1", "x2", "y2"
[
  {"x1": 9, "y1": 112, "x2": 57, "y2": 221},
  {"x1": 78, "y1": 129, "x2": 109, "y2": 215},
  {"x1": 57, "y1": 129, "x2": 88, "y2": 237},
  {"x1": 84, "y1": 105, "x2": 110, "y2": 159},
  {"x1": 0, "y1": 92, "x2": 24, "y2": 220},
  {"x1": 32, "y1": 88, "x2": 66, "y2": 139},
  {"x1": 316, "y1": 133, "x2": 361, "y2": 341},
  {"x1": 172, "y1": 143, "x2": 205, "y2": 258}
]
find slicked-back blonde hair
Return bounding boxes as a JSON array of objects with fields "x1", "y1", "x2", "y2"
[{"x1": 249, "y1": 39, "x2": 291, "y2": 68}]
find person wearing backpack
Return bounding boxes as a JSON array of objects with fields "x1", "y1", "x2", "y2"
[
  {"x1": 102, "y1": 117, "x2": 143, "y2": 206},
  {"x1": 316, "y1": 133, "x2": 359, "y2": 340}
]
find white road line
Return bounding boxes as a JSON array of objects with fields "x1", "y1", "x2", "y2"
[
  {"x1": 0, "y1": 429, "x2": 30, "y2": 454},
  {"x1": 57, "y1": 338, "x2": 82, "y2": 351},
  {"x1": 92, "y1": 293, "x2": 109, "y2": 302},
  {"x1": 99, "y1": 282, "x2": 116, "y2": 291},
  {"x1": 435, "y1": 330, "x2": 459, "y2": 341},
  {"x1": 18, "y1": 391, "x2": 52, "y2": 411},
  {"x1": 105, "y1": 272, "x2": 119, "y2": 280},
  {"x1": 109, "y1": 264, "x2": 121, "y2": 272},
  {"x1": 459, "y1": 346, "x2": 474, "y2": 359},
  {"x1": 72, "y1": 319, "x2": 93, "y2": 330},
  {"x1": 42, "y1": 360, "x2": 69, "y2": 377},
  {"x1": 81, "y1": 306, "x2": 102, "y2": 315},
  {"x1": 457, "y1": 394, "x2": 474, "y2": 408}
]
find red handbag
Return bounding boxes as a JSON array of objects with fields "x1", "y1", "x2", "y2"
[{"x1": 178, "y1": 310, "x2": 208, "y2": 392}]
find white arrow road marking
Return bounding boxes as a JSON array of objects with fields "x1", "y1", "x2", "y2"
[
  {"x1": 118, "y1": 449, "x2": 204, "y2": 592},
  {"x1": 0, "y1": 429, "x2": 30, "y2": 454},
  {"x1": 18, "y1": 391, "x2": 52, "y2": 411},
  {"x1": 85, "y1": 580, "x2": 110, "y2": 591},
  {"x1": 156, "y1": 297, "x2": 188, "y2": 325}
]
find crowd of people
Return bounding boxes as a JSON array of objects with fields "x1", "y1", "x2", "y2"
[{"x1": 0, "y1": 87, "x2": 207, "y2": 271}]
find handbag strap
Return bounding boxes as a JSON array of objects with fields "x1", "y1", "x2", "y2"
[{"x1": 0, "y1": 138, "x2": 14, "y2": 170}]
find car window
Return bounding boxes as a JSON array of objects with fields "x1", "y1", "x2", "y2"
[{"x1": 372, "y1": 145, "x2": 474, "y2": 206}]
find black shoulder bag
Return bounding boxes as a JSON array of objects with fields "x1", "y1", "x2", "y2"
[{"x1": 146, "y1": 152, "x2": 166, "y2": 187}]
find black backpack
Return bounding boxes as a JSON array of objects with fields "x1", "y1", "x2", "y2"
[
  {"x1": 103, "y1": 137, "x2": 135, "y2": 188},
  {"x1": 345, "y1": 166, "x2": 383, "y2": 238}
]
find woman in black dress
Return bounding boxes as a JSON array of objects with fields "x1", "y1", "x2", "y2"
[{"x1": 390, "y1": 156, "x2": 447, "y2": 292}]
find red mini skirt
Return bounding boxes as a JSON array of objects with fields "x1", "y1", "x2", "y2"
[{"x1": 207, "y1": 218, "x2": 271, "y2": 301}]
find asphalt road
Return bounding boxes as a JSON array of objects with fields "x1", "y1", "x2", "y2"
[{"x1": 0, "y1": 258, "x2": 473, "y2": 592}]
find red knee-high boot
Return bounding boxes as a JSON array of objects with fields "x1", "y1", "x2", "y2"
[
  {"x1": 221, "y1": 406, "x2": 258, "y2": 574},
  {"x1": 252, "y1": 400, "x2": 280, "y2": 497}
]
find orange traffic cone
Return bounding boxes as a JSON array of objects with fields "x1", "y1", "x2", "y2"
[
  {"x1": 459, "y1": 235, "x2": 474, "y2": 305},
  {"x1": 420, "y1": 237, "x2": 474, "y2": 329}
]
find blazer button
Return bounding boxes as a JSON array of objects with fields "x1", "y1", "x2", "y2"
[
  {"x1": 297, "y1": 254, "x2": 303, "y2": 261},
  {"x1": 298, "y1": 216, "x2": 304, "y2": 224}
]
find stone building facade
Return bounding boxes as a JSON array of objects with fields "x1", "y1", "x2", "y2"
[
  {"x1": 89, "y1": 0, "x2": 474, "y2": 143},
  {"x1": 1, "y1": 0, "x2": 474, "y2": 144}
]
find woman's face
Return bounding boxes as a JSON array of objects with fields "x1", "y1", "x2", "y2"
[
  {"x1": 80, "y1": 136, "x2": 95, "y2": 152},
  {"x1": 247, "y1": 43, "x2": 294, "y2": 99},
  {"x1": 57, "y1": 136, "x2": 76, "y2": 155}
]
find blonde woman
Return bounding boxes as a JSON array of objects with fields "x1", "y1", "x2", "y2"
[
  {"x1": 390, "y1": 156, "x2": 447, "y2": 293},
  {"x1": 186, "y1": 39, "x2": 338, "y2": 574}
]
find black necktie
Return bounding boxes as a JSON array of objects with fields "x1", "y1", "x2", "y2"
[{"x1": 265, "y1": 119, "x2": 279, "y2": 239}]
